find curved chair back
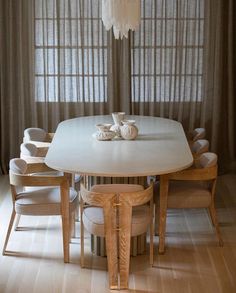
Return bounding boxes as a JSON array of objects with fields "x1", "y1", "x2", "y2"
[
  {"x1": 191, "y1": 127, "x2": 206, "y2": 141},
  {"x1": 20, "y1": 142, "x2": 49, "y2": 163},
  {"x1": 23, "y1": 128, "x2": 47, "y2": 142},
  {"x1": 191, "y1": 139, "x2": 209, "y2": 156}
]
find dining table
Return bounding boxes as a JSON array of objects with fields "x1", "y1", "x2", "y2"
[{"x1": 45, "y1": 114, "x2": 193, "y2": 287}]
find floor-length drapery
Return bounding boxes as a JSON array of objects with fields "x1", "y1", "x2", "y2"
[
  {"x1": 202, "y1": 0, "x2": 236, "y2": 172},
  {"x1": 0, "y1": 0, "x2": 35, "y2": 173}
]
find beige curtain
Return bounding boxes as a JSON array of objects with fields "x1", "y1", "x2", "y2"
[
  {"x1": 202, "y1": 0, "x2": 236, "y2": 172},
  {"x1": 0, "y1": 0, "x2": 35, "y2": 173},
  {"x1": 0, "y1": 0, "x2": 235, "y2": 173}
]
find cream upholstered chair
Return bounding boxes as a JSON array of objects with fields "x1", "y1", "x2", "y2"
[
  {"x1": 188, "y1": 127, "x2": 206, "y2": 142},
  {"x1": 155, "y1": 152, "x2": 223, "y2": 248},
  {"x1": 2, "y1": 158, "x2": 78, "y2": 262},
  {"x1": 20, "y1": 142, "x2": 81, "y2": 184},
  {"x1": 23, "y1": 127, "x2": 54, "y2": 145},
  {"x1": 20, "y1": 141, "x2": 81, "y2": 213},
  {"x1": 20, "y1": 141, "x2": 81, "y2": 187},
  {"x1": 20, "y1": 142, "x2": 81, "y2": 220},
  {"x1": 190, "y1": 139, "x2": 209, "y2": 159},
  {"x1": 80, "y1": 183, "x2": 154, "y2": 289},
  {"x1": 20, "y1": 142, "x2": 48, "y2": 163}
]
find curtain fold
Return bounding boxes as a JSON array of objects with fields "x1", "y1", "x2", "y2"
[
  {"x1": 202, "y1": 0, "x2": 236, "y2": 172},
  {"x1": 0, "y1": 0, "x2": 35, "y2": 173},
  {"x1": 0, "y1": 0, "x2": 235, "y2": 173}
]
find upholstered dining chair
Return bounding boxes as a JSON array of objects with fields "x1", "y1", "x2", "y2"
[
  {"x1": 20, "y1": 142, "x2": 48, "y2": 163},
  {"x1": 190, "y1": 139, "x2": 209, "y2": 159},
  {"x1": 80, "y1": 183, "x2": 154, "y2": 289},
  {"x1": 2, "y1": 158, "x2": 78, "y2": 262},
  {"x1": 155, "y1": 152, "x2": 223, "y2": 248},
  {"x1": 20, "y1": 142, "x2": 81, "y2": 188},
  {"x1": 23, "y1": 127, "x2": 54, "y2": 145},
  {"x1": 19, "y1": 142, "x2": 81, "y2": 226},
  {"x1": 187, "y1": 127, "x2": 206, "y2": 142}
]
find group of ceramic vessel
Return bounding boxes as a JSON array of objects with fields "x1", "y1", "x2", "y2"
[{"x1": 94, "y1": 112, "x2": 138, "y2": 141}]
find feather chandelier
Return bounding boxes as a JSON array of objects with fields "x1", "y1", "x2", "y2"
[{"x1": 102, "y1": 0, "x2": 141, "y2": 39}]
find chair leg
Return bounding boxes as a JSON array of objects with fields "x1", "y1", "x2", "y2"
[
  {"x1": 14, "y1": 214, "x2": 21, "y2": 231},
  {"x1": 150, "y1": 199, "x2": 154, "y2": 266},
  {"x1": 158, "y1": 175, "x2": 169, "y2": 254},
  {"x1": 75, "y1": 204, "x2": 80, "y2": 222},
  {"x1": 70, "y1": 211, "x2": 76, "y2": 239},
  {"x1": 2, "y1": 210, "x2": 16, "y2": 255},
  {"x1": 208, "y1": 207, "x2": 215, "y2": 227},
  {"x1": 155, "y1": 204, "x2": 160, "y2": 236},
  {"x1": 80, "y1": 199, "x2": 85, "y2": 268},
  {"x1": 150, "y1": 218, "x2": 154, "y2": 266},
  {"x1": 208, "y1": 203, "x2": 224, "y2": 246}
]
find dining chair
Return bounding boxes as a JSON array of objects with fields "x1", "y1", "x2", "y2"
[
  {"x1": 188, "y1": 127, "x2": 206, "y2": 142},
  {"x1": 19, "y1": 142, "x2": 81, "y2": 226},
  {"x1": 155, "y1": 152, "x2": 223, "y2": 248},
  {"x1": 20, "y1": 141, "x2": 81, "y2": 188},
  {"x1": 20, "y1": 142, "x2": 48, "y2": 163},
  {"x1": 80, "y1": 183, "x2": 154, "y2": 289},
  {"x1": 190, "y1": 139, "x2": 209, "y2": 159},
  {"x1": 23, "y1": 127, "x2": 54, "y2": 144},
  {"x1": 2, "y1": 158, "x2": 78, "y2": 262},
  {"x1": 20, "y1": 142, "x2": 81, "y2": 185}
]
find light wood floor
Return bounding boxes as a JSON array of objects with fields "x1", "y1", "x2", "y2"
[{"x1": 0, "y1": 174, "x2": 236, "y2": 293}]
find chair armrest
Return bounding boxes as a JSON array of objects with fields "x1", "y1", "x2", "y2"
[
  {"x1": 45, "y1": 133, "x2": 54, "y2": 142},
  {"x1": 26, "y1": 162, "x2": 54, "y2": 174},
  {"x1": 169, "y1": 165, "x2": 217, "y2": 181},
  {"x1": 10, "y1": 172, "x2": 68, "y2": 187},
  {"x1": 20, "y1": 156, "x2": 45, "y2": 164}
]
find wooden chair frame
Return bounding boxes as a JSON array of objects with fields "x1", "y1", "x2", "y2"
[
  {"x1": 80, "y1": 184, "x2": 118, "y2": 289},
  {"x1": 156, "y1": 165, "x2": 223, "y2": 253},
  {"x1": 3, "y1": 162, "x2": 72, "y2": 263},
  {"x1": 80, "y1": 182, "x2": 154, "y2": 290}
]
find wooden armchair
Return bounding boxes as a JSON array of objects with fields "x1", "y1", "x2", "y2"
[
  {"x1": 190, "y1": 139, "x2": 209, "y2": 159},
  {"x1": 80, "y1": 183, "x2": 154, "y2": 289},
  {"x1": 3, "y1": 158, "x2": 78, "y2": 262},
  {"x1": 23, "y1": 127, "x2": 54, "y2": 147},
  {"x1": 20, "y1": 142, "x2": 48, "y2": 163},
  {"x1": 155, "y1": 152, "x2": 223, "y2": 250},
  {"x1": 187, "y1": 127, "x2": 206, "y2": 143},
  {"x1": 20, "y1": 142, "x2": 81, "y2": 189}
]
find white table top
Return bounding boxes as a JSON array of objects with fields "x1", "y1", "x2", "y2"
[{"x1": 45, "y1": 115, "x2": 193, "y2": 177}]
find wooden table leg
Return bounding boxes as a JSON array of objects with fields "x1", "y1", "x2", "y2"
[
  {"x1": 158, "y1": 175, "x2": 169, "y2": 254},
  {"x1": 61, "y1": 180, "x2": 70, "y2": 263}
]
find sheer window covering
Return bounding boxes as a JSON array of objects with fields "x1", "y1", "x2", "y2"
[
  {"x1": 35, "y1": 0, "x2": 107, "y2": 103},
  {"x1": 132, "y1": 0, "x2": 204, "y2": 103}
]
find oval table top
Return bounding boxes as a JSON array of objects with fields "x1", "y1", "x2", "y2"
[{"x1": 45, "y1": 115, "x2": 193, "y2": 177}]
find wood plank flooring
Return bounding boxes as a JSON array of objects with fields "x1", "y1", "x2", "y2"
[{"x1": 0, "y1": 174, "x2": 236, "y2": 293}]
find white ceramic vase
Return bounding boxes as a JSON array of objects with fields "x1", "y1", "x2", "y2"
[
  {"x1": 110, "y1": 112, "x2": 125, "y2": 137},
  {"x1": 120, "y1": 120, "x2": 138, "y2": 140}
]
